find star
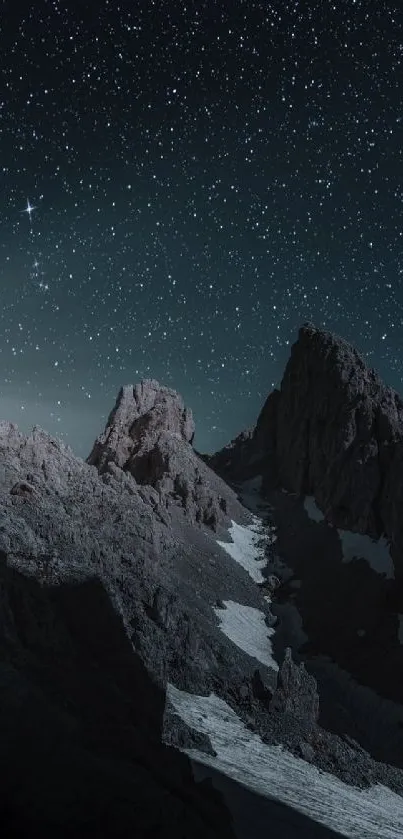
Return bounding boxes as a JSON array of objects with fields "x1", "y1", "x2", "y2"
[{"x1": 23, "y1": 198, "x2": 35, "y2": 221}]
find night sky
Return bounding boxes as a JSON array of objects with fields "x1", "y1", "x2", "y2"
[{"x1": 1, "y1": 1, "x2": 402, "y2": 458}]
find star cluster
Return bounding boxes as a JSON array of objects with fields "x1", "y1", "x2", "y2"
[{"x1": 0, "y1": 1, "x2": 402, "y2": 456}]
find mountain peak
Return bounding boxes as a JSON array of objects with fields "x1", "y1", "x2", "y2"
[
  {"x1": 87, "y1": 378, "x2": 245, "y2": 532},
  {"x1": 211, "y1": 323, "x2": 403, "y2": 573},
  {"x1": 87, "y1": 378, "x2": 195, "y2": 473}
]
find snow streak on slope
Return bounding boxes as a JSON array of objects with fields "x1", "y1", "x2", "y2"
[
  {"x1": 213, "y1": 600, "x2": 278, "y2": 671},
  {"x1": 167, "y1": 684, "x2": 403, "y2": 839},
  {"x1": 216, "y1": 518, "x2": 269, "y2": 583},
  {"x1": 303, "y1": 496, "x2": 325, "y2": 523},
  {"x1": 338, "y1": 530, "x2": 394, "y2": 579},
  {"x1": 304, "y1": 496, "x2": 394, "y2": 579}
]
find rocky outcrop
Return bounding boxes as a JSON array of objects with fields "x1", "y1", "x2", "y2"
[
  {"x1": 270, "y1": 647, "x2": 319, "y2": 726},
  {"x1": 87, "y1": 380, "x2": 247, "y2": 531},
  {"x1": 87, "y1": 381, "x2": 195, "y2": 472},
  {"x1": 206, "y1": 324, "x2": 403, "y2": 775}
]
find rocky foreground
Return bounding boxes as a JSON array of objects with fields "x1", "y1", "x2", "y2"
[{"x1": 1, "y1": 325, "x2": 403, "y2": 837}]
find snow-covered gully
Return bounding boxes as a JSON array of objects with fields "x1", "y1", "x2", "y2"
[{"x1": 165, "y1": 480, "x2": 403, "y2": 839}]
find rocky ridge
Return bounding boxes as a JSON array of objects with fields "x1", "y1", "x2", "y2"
[{"x1": 87, "y1": 380, "x2": 246, "y2": 531}]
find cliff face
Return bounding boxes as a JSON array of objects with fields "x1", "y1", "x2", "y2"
[
  {"x1": 262, "y1": 324, "x2": 402, "y2": 525},
  {"x1": 211, "y1": 324, "x2": 403, "y2": 576}
]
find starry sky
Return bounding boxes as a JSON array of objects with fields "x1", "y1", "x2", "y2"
[{"x1": 1, "y1": 1, "x2": 402, "y2": 458}]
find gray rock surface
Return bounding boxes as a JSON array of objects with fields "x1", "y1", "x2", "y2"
[
  {"x1": 87, "y1": 380, "x2": 247, "y2": 532},
  {"x1": 269, "y1": 647, "x2": 319, "y2": 725}
]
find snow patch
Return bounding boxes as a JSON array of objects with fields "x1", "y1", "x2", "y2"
[
  {"x1": 304, "y1": 496, "x2": 395, "y2": 579},
  {"x1": 166, "y1": 684, "x2": 403, "y2": 839},
  {"x1": 213, "y1": 599, "x2": 278, "y2": 671},
  {"x1": 338, "y1": 530, "x2": 394, "y2": 579},
  {"x1": 217, "y1": 518, "x2": 270, "y2": 583},
  {"x1": 304, "y1": 496, "x2": 325, "y2": 522}
]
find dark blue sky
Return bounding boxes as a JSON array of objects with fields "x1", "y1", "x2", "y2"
[{"x1": 1, "y1": 0, "x2": 402, "y2": 457}]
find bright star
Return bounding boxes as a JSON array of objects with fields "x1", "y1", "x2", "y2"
[{"x1": 23, "y1": 198, "x2": 35, "y2": 220}]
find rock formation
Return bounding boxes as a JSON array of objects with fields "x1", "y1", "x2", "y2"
[
  {"x1": 259, "y1": 324, "x2": 403, "y2": 540},
  {"x1": 270, "y1": 647, "x2": 319, "y2": 725},
  {"x1": 211, "y1": 324, "x2": 403, "y2": 577},
  {"x1": 87, "y1": 380, "x2": 196, "y2": 472},
  {"x1": 87, "y1": 379, "x2": 247, "y2": 532}
]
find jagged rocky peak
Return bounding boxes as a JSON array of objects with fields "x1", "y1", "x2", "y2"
[
  {"x1": 87, "y1": 379, "x2": 195, "y2": 472},
  {"x1": 87, "y1": 379, "x2": 248, "y2": 532},
  {"x1": 270, "y1": 647, "x2": 319, "y2": 727},
  {"x1": 258, "y1": 324, "x2": 403, "y2": 539},
  {"x1": 211, "y1": 323, "x2": 403, "y2": 572}
]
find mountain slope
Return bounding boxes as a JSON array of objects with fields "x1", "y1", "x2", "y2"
[
  {"x1": 1, "y1": 327, "x2": 403, "y2": 837},
  {"x1": 206, "y1": 324, "x2": 403, "y2": 833}
]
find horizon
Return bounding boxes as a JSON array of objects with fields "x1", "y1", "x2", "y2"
[{"x1": 1, "y1": 322, "x2": 403, "y2": 462}]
